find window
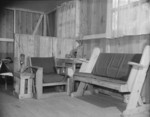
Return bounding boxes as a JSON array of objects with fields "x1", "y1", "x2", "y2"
[{"x1": 112, "y1": 0, "x2": 150, "y2": 37}]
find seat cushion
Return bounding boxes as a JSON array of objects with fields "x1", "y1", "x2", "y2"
[
  {"x1": 43, "y1": 73, "x2": 65, "y2": 83},
  {"x1": 31, "y1": 57, "x2": 56, "y2": 74},
  {"x1": 92, "y1": 53, "x2": 142, "y2": 81}
]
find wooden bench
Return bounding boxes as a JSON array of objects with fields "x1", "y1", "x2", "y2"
[{"x1": 69, "y1": 45, "x2": 150, "y2": 117}]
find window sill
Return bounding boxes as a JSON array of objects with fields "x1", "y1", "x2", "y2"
[{"x1": 82, "y1": 33, "x2": 106, "y2": 40}]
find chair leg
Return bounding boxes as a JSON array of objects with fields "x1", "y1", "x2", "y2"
[
  {"x1": 35, "y1": 68, "x2": 43, "y2": 99},
  {"x1": 4, "y1": 78, "x2": 7, "y2": 90},
  {"x1": 2, "y1": 76, "x2": 7, "y2": 90}
]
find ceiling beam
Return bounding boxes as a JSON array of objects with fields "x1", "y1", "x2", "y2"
[
  {"x1": 6, "y1": 7, "x2": 44, "y2": 14},
  {"x1": 0, "y1": 38, "x2": 14, "y2": 42}
]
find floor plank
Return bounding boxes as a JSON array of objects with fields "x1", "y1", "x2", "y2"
[{"x1": 0, "y1": 87, "x2": 149, "y2": 117}]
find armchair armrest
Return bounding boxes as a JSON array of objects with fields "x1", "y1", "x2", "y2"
[
  {"x1": 23, "y1": 66, "x2": 43, "y2": 73},
  {"x1": 128, "y1": 62, "x2": 145, "y2": 69}
]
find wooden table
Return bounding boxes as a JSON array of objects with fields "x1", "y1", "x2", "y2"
[{"x1": 56, "y1": 58, "x2": 84, "y2": 73}]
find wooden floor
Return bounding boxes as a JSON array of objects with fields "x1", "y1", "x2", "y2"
[{"x1": 0, "y1": 86, "x2": 149, "y2": 117}]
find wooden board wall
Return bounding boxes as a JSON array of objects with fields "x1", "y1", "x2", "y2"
[
  {"x1": 56, "y1": 0, "x2": 80, "y2": 38},
  {"x1": 82, "y1": 34, "x2": 150, "y2": 59},
  {"x1": 0, "y1": 9, "x2": 14, "y2": 38},
  {"x1": 14, "y1": 34, "x2": 75, "y2": 72},
  {"x1": 16, "y1": 11, "x2": 43, "y2": 36},
  {"x1": 79, "y1": 0, "x2": 107, "y2": 37},
  {"x1": 0, "y1": 9, "x2": 14, "y2": 60},
  {"x1": 0, "y1": 9, "x2": 44, "y2": 38},
  {"x1": 0, "y1": 41, "x2": 14, "y2": 59},
  {"x1": 0, "y1": 9, "x2": 44, "y2": 61}
]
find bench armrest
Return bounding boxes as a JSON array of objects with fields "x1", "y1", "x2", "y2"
[
  {"x1": 75, "y1": 58, "x2": 89, "y2": 63},
  {"x1": 128, "y1": 62, "x2": 145, "y2": 69}
]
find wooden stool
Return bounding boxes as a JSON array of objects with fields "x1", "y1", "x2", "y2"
[{"x1": 14, "y1": 72, "x2": 34, "y2": 99}]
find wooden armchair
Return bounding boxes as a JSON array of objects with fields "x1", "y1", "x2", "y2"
[{"x1": 28, "y1": 57, "x2": 69, "y2": 99}]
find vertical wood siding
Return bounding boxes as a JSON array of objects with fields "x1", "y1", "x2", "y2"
[
  {"x1": 16, "y1": 11, "x2": 43, "y2": 35},
  {"x1": 0, "y1": 9, "x2": 14, "y2": 38},
  {"x1": 0, "y1": 9, "x2": 44, "y2": 38},
  {"x1": 0, "y1": 10, "x2": 14, "y2": 59},
  {"x1": 56, "y1": 0, "x2": 80, "y2": 38},
  {"x1": 82, "y1": 34, "x2": 150, "y2": 59},
  {"x1": 80, "y1": 0, "x2": 107, "y2": 37},
  {"x1": 14, "y1": 34, "x2": 75, "y2": 72},
  {"x1": 0, "y1": 9, "x2": 44, "y2": 61},
  {"x1": 0, "y1": 41, "x2": 14, "y2": 59}
]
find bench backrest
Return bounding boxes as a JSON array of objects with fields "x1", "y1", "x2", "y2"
[
  {"x1": 92, "y1": 53, "x2": 142, "y2": 81},
  {"x1": 31, "y1": 57, "x2": 56, "y2": 74}
]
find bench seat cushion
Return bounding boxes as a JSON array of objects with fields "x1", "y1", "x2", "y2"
[
  {"x1": 92, "y1": 53, "x2": 141, "y2": 81},
  {"x1": 43, "y1": 74, "x2": 65, "y2": 83}
]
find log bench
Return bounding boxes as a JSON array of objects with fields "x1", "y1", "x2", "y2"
[{"x1": 69, "y1": 45, "x2": 150, "y2": 117}]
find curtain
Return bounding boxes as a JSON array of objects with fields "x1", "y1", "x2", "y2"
[{"x1": 112, "y1": 0, "x2": 150, "y2": 37}]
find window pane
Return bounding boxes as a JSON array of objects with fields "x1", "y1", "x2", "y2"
[
  {"x1": 129, "y1": 0, "x2": 140, "y2": 3},
  {"x1": 119, "y1": 0, "x2": 129, "y2": 6},
  {"x1": 112, "y1": 12, "x2": 118, "y2": 31},
  {"x1": 113, "y1": 0, "x2": 119, "y2": 8}
]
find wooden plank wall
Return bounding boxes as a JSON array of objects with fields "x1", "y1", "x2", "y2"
[
  {"x1": 0, "y1": 9, "x2": 14, "y2": 59},
  {"x1": 16, "y1": 11, "x2": 43, "y2": 36},
  {"x1": 82, "y1": 34, "x2": 150, "y2": 59},
  {"x1": 0, "y1": 9, "x2": 44, "y2": 60},
  {"x1": 0, "y1": 41, "x2": 14, "y2": 59},
  {"x1": 14, "y1": 34, "x2": 75, "y2": 72},
  {"x1": 79, "y1": 0, "x2": 107, "y2": 37},
  {"x1": 0, "y1": 9, "x2": 14, "y2": 38},
  {"x1": 56, "y1": 0, "x2": 79, "y2": 38},
  {"x1": 0, "y1": 9, "x2": 44, "y2": 38}
]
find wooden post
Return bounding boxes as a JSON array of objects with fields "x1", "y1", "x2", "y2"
[
  {"x1": 35, "y1": 67, "x2": 43, "y2": 99},
  {"x1": 14, "y1": 9, "x2": 16, "y2": 34},
  {"x1": 75, "y1": 0, "x2": 80, "y2": 37},
  {"x1": 43, "y1": 14, "x2": 47, "y2": 36},
  {"x1": 123, "y1": 45, "x2": 150, "y2": 116}
]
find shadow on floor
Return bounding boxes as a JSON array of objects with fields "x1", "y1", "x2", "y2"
[{"x1": 78, "y1": 93, "x2": 126, "y2": 112}]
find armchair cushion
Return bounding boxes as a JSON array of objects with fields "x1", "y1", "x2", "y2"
[
  {"x1": 43, "y1": 74, "x2": 65, "y2": 83},
  {"x1": 31, "y1": 57, "x2": 56, "y2": 74}
]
